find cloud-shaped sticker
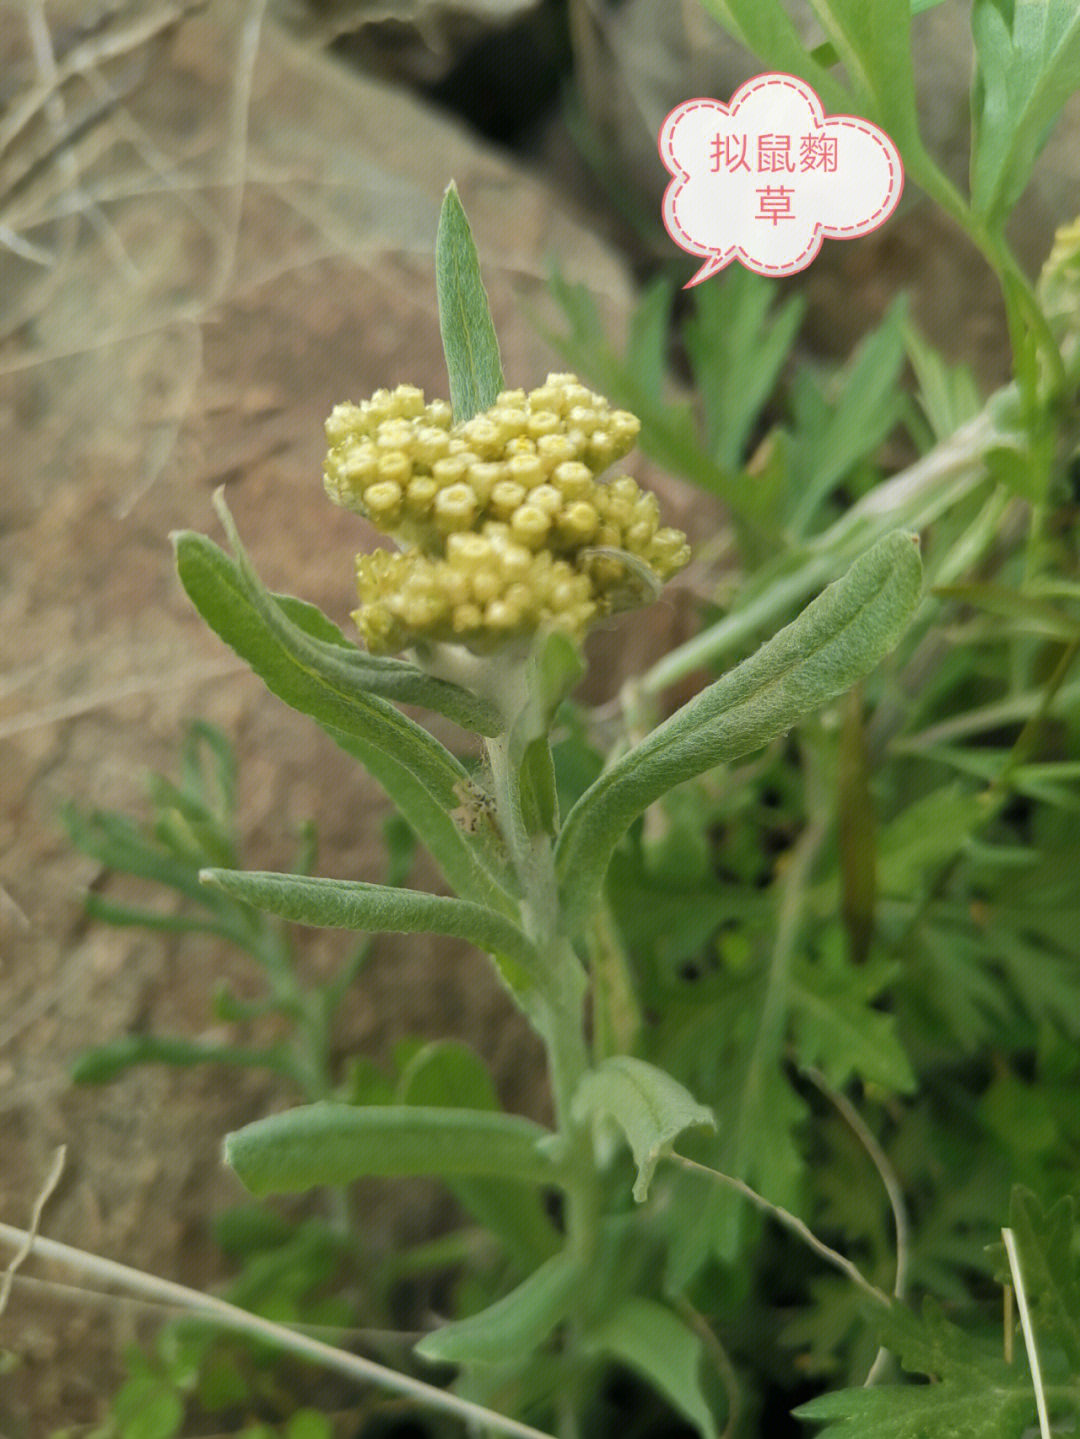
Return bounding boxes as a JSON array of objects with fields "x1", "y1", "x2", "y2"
[{"x1": 659, "y1": 74, "x2": 903, "y2": 285}]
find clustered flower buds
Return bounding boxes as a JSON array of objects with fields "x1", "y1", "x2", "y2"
[{"x1": 323, "y1": 373, "x2": 690, "y2": 654}]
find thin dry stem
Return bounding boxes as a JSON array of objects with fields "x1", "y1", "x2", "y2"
[
  {"x1": 0, "y1": 1219, "x2": 554, "y2": 1439},
  {"x1": 671, "y1": 1153, "x2": 891, "y2": 1309},
  {"x1": 800, "y1": 1065, "x2": 912, "y2": 1385},
  {"x1": 1002, "y1": 1227, "x2": 1051, "y2": 1439},
  {"x1": 0, "y1": 1146, "x2": 66, "y2": 1318}
]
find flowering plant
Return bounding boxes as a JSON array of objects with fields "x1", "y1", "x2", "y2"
[{"x1": 162, "y1": 184, "x2": 922, "y2": 1435}]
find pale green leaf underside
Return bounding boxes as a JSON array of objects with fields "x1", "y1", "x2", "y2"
[
  {"x1": 225, "y1": 1104, "x2": 559, "y2": 1196},
  {"x1": 201, "y1": 868, "x2": 539, "y2": 978},
  {"x1": 556, "y1": 532, "x2": 923, "y2": 931},
  {"x1": 415, "y1": 1248, "x2": 582, "y2": 1364},
  {"x1": 436, "y1": 181, "x2": 504, "y2": 424},
  {"x1": 572, "y1": 1056, "x2": 715, "y2": 1202}
]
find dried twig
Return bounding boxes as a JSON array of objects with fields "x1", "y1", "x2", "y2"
[
  {"x1": 0, "y1": 1146, "x2": 66, "y2": 1319},
  {"x1": 0, "y1": 1219, "x2": 553, "y2": 1439}
]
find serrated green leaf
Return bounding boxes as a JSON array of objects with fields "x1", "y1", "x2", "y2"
[
  {"x1": 971, "y1": 0, "x2": 1080, "y2": 225},
  {"x1": 173, "y1": 525, "x2": 511, "y2": 911},
  {"x1": 791, "y1": 946, "x2": 915, "y2": 1093},
  {"x1": 876, "y1": 783, "x2": 986, "y2": 894},
  {"x1": 436, "y1": 182, "x2": 504, "y2": 424},
  {"x1": 684, "y1": 268, "x2": 805, "y2": 473},
  {"x1": 796, "y1": 1299, "x2": 1039, "y2": 1438},
  {"x1": 586, "y1": 1298, "x2": 718, "y2": 1439},
  {"x1": 199, "y1": 869, "x2": 540, "y2": 982},
  {"x1": 1003, "y1": 1187, "x2": 1080, "y2": 1371},
  {"x1": 788, "y1": 297, "x2": 909, "y2": 536},
  {"x1": 415, "y1": 1247, "x2": 582, "y2": 1363},
  {"x1": 572, "y1": 1057, "x2": 714, "y2": 1202},
  {"x1": 556, "y1": 533, "x2": 922, "y2": 932},
  {"x1": 225, "y1": 1103, "x2": 560, "y2": 1196}
]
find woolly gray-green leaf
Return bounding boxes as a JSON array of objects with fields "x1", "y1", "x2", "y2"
[
  {"x1": 225, "y1": 1104, "x2": 559, "y2": 1197},
  {"x1": 555, "y1": 532, "x2": 922, "y2": 932},
  {"x1": 201, "y1": 869, "x2": 539, "y2": 979},
  {"x1": 272, "y1": 591, "x2": 501, "y2": 734},
  {"x1": 572, "y1": 1057, "x2": 715, "y2": 1203},
  {"x1": 173, "y1": 519, "x2": 511, "y2": 913},
  {"x1": 436, "y1": 182, "x2": 504, "y2": 424}
]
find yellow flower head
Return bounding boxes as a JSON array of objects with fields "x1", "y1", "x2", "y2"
[{"x1": 323, "y1": 374, "x2": 690, "y2": 655}]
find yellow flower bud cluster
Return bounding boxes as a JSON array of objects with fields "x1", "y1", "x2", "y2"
[{"x1": 323, "y1": 374, "x2": 690, "y2": 654}]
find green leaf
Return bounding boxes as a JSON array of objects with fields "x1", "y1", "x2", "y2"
[
  {"x1": 876, "y1": 783, "x2": 986, "y2": 895},
  {"x1": 436, "y1": 181, "x2": 504, "y2": 424},
  {"x1": 273, "y1": 591, "x2": 502, "y2": 734},
  {"x1": 572, "y1": 1057, "x2": 714, "y2": 1202},
  {"x1": 795, "y1": 1299, "x2": 1039, "y2": 1438},
  {"x1": 904, "y1": 322, "x2": 982, "y2": 442},
  {"x1": 790, "y1": 945, "x2": 916, "y2": 1093},
  {"x1": 415, "y1": 1247, "x2": 582, "y2": 1363},
  {"x1": 286, "y1": 1413, "x2": 333, "y2": 1439},
  {"x1": 199, "y1": 869, "x2": 540, "y2": 981},
  {"x1": 556, "y1": 532, "x2": 922, "y2": 932},
  {"x1": 698, "y1": 2, "x2": 846, "y2": 113},
  {"x1": 684, "y1": 269, "x2": 805, "y2": 473},
  {"x1": 788, "y1": 297, "x2": 910, "y2": 535},
  {"x1": 72, "y1": 1034, "x2": 295, "y2": 1086},
  {"x1": 112, "y1": 1377, "x2": 184, "y2": 1439},
  {"x1": 586, "y1": 1298, "x2": 718, "y2": 1439},
  {"x1": 173, "y1": 523, "x2": 511, "y2": 911},
  {"x1": 396, "y1": 1040, "x2": 560, "y2": 1268},
  {"x1": 225, "y1": 1103, "x2": 560, "y2": 1196},
  {"x1": 997, "y1": 1187, "x2": 1080, "y2": 1371},
  {"x1": 971, "y1": 0, "x2": 1080, "y2": 225},
  {"x1": 934, "y1": 582, "x2": 1080, "y2": 641},
  {"x1": 805, "y1": 0, "x2": 922, "y2": 149}
]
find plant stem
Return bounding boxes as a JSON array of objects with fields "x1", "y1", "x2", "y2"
[{"x1": 0, "y1": 1222, "x2": 555, "y2": 1439}]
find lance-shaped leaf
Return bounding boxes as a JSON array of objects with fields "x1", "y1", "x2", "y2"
[
  {"x1": 398, "y1": 1042, "x2": 561, "y2": 1271},
  {"x1": 174, "y1": 522, "x2": 511, "y2": 912},
  {"x1": 971, "y1": 0, "x2": 1080, "y2": 226},
  {"x1": 436, "y1": 181, "x2": 504, "y2": 424},
  {"x1": 72, "y1": 1034, "x2": 296, "y2": 1086},
  {"x1": 804, "y1": 0, "x2": 922, "y2": 151},
  {"x1": 586, "y1": 1298, "x2": 718, "y2": 1439},
  {"x1": 555, "y1": 531, "x2": 922, "y2": 932},
  {"x1": 200, "y1": 869, "x2": 540, "y2": 980},
  {"x1": 415, "y1": 1248, "x2": 582, "y2": 1364},
  {"x1": 225, "y1": 1104, "x2": 560, "y2": 1197},
  {"x1": 272, "y1": 591, "x2": 501, "y2": 734},
  {"x1": 572, "y1": 1057, "x2": 715, "y2": 1203}
]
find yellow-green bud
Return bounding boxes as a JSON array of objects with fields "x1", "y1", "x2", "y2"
[{"x1": 324, "y1": 372, "x2": 690, "y2": 654}]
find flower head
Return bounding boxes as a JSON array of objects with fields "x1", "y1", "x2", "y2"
[{"x1": 323, "y1": 374, "x2": 690, "y2": 655}]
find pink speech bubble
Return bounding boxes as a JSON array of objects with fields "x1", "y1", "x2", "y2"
[{"x1": 659, "y1": 74, "x2": 904, "y2": 285}]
